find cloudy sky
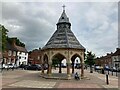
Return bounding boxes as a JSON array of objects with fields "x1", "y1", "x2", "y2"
[{"x1": 1, "y1": 1, "x2": 118, "y2": 57}]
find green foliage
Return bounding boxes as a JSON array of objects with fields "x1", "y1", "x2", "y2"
[
  {"x1": 0, "y1": 24, "x2": 8, "y2": 52},
  {"x1": 52, "y1": 58, "x2": 60, "y2": 67},
  {"x1": 85, "y1": 51, "x2": 96, "y2": 66},
  {"x1": 0, "y1": 24, "x2": 25, "y2": 52},
  {"x1": 7, "y1": 38, "x2": 25, "y2": 47}
]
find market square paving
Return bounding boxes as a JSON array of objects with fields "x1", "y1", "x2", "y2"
[{"x1": 1, "y1": 69, "x2": 119, "y2": 90}]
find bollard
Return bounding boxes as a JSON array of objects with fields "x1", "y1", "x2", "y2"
[
  {"x1": 108, "y1": 70, "x2": 109, "y2": 75},
  {"x1": 112, "y1": 70, "x2": 113, "y2": 76},
  {"x1": 106, "y1": 74, "x2": 109, "y2": 85},
  {"x1": 116, "y1": 71, "x2": 117, "y2": 76}
]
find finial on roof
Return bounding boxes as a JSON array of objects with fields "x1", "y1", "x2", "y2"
[{"x1": 62, "y1": 5, "x2": 66, "y2": 11}]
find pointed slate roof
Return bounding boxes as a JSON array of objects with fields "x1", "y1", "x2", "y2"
[
  {"x1": 57, "y1": 10, "x2": 70, "y2": 24},
  {"x1": 42, "y1": 9, "x2": 85, "y2": 50}
]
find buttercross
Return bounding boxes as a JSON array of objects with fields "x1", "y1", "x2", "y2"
[{"x1": 41, "y1": 5, "x2": 85, "y2": 79}]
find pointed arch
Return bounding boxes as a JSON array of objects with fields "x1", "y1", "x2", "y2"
[
  {"x1": 71, "y1": 53, "x2": 82, "y2": 74},
  {"x1": 52, "y1": 53, "x2": 66, "y2": 60},
  {"x1": 43, "y1": 54, "x2": 48, "y2": 64},
  {"x1": 52, "y1": 53, "x2": 66, "y2": 73},
  {"x1": 71, "y1": 53, "x2": 82, "y2": 62}
]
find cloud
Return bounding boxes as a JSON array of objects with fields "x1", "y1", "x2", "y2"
[
  {"x1": 2, "y1": 2, "x2": 118, "y2": 57},
  {"x1": 70, "y1": 2, "x2": 118, "y2": 56}
]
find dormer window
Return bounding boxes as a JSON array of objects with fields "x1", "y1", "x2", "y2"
[{"x1": 62, "y1": 17, "x2": 64, "y2": 19}]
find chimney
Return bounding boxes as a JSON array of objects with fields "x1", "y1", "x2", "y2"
[
  {"x1": 12, "y1": 37, "x2": 17, "y2": 47},
  {"x1": 107, "y1": 53, "x2": 110, "y2": 56},
  {"x1": 116, "y1": 48, "x2": 120, "y2": 51},
  {"x1": 39, "y1": 47, "x2": 41, "y2": 50}
]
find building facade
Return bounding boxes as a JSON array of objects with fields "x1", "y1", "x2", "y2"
[
  {"x1": 3, "y1": 38, "x2": 28, "y2": 66},
  {"x1": 28, "y1": 48, "x2": 41, "y2": 64},
  {"x1": 95, "y1": 53, "x2": 113, "y2": 68},
  {"x1": 112, "y1": 48, "x2": 120, "y2": 70},
  {"x1": 3, "y1": 42, "x2": 17, "y2": 65}
]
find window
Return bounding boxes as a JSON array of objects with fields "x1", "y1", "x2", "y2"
[
  {"x1": 38, "y1": 56, "x2": 40, "y2": 60},
  {"x1": 19, "y1": 52, "x2": 22, "y2": 54},
  {"x1": 62, "y1": 17, "x2": 64, "y2": 19},
  {"x1": 25, "y1": 57, "x2": 26, "y2": 59},
  {"x1": 13, "y1": 51, "x2": 16, "y2": 56},
  {"x1": 19, "y1": 56, "x2": 21, "y2": 59},
  {"x1": 8, "y1": 50, "x2": 12, "y2": 56},
  {"x1": 8, "y1": 58, "x2": 11, "y2": 64}
]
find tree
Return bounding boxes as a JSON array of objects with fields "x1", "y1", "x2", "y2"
[
  {"x1": 0, "y1": 25, "x2": 8, "y2": 52},
  {"x1": 85, "y1": 51, "x2": 96, "y2": 73},
  {"x1": 7, "y1": 38, "x2": 25, "y2": 47},
  {"x1": 52, "y1": 58, "x2": 60, "y2": 69}
]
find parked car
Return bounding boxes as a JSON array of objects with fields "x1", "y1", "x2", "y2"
[
  {"x1": 19, "y1": 64, "x2": 28, "y2": 69},
  {"x1": 2, "y1": 64, "x2": 8, "y2": 69},
  {"x1": 2, "y1": 64, "x2": 15, "y2": 69},
  {"x1": 23, "y1": 65, "x2": 30, "y2": 70},
  {"x1": 26, "y1": 64, "x2": 42, "y2": 70},
  {"x1": 104, "y1": 66, "x2": 111, "y2": 71},
  {"x1": 95, "y1": 66, "x2": 103, "y2": 70},
  {"x1": 8, "y1": 64, "x2": 14, "y2": 69},
  {"x1": 13, "y1": 64, "x2": 19, "y2": 69},
  {"x1": 110, "y1": 67, "x2": 119, "y2": 72}
]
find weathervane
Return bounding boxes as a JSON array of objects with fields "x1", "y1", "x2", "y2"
[{"x1": 62, "y1": 5, "x2": 66, "y2": 11}]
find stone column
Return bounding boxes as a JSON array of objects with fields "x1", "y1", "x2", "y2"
[
  {"x1": 67, "y1": 50, "x2": 71, "y2": 79},
  {"x1": 72, "y1": 61, "x2": 74, "y2": 74},
  {"x1": 41, "y1": 64, "x2": 44, "y2": 74},
  {"x1": 67, "y1": 63, "x2": 70, "y2": 74},
  {"x1": 48, "y1": 62, "x2": 52, "y2": 76},
  {"x1": 81, "y1": 57, "x2": 84, "y2": 78},
  {"x1": 66, "y1": 50, "x2": 71, "y2": 79},
  {"x1": 41, "y1": 55, "x2": 44, "y2": 75},
  {"x1": 67, "y1": 62, "x2": 71, "y2": 79},
  {"x1": 59, "y1": 61, "x2": 62, "y2": 73}
]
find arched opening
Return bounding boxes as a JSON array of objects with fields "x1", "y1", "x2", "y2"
[
  {"x1": 52, "y1": 53, "x2": 66, "y2": 73},
  {"x1": 43, "y1": 54, "x2": 48, "y2": 73},
  {"x1": 71, "y1": 54, "x2": 82, "y2": 74}
]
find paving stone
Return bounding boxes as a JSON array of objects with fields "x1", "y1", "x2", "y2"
[
  {"x1": 9, "y1": 80, "x2": 56, "y2": 88},
  {"x1": 57, "y1": 83, "x2": 101, "y2": 88},
  {"x1": 2, "y1": 69, "x2": 119, "y2": 89}
]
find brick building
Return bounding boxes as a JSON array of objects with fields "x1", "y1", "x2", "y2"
[
  {"x1": 28, "y1": 48, "x2": 41, "y2": 64},
  {"x1": 3, "y1": 41, "x2": 17, "y2": 64},
  {"x1": 95, "y1": 53, "x2": 113, "y2": 67}
]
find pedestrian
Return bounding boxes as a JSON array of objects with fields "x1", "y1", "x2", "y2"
[{"x1": 74, "y1": 72, "x2": 80, "y2": 80}]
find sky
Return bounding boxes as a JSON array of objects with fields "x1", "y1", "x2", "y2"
[{"x1": 1, "y1": 1, "x2": 119, "y2": 57}]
